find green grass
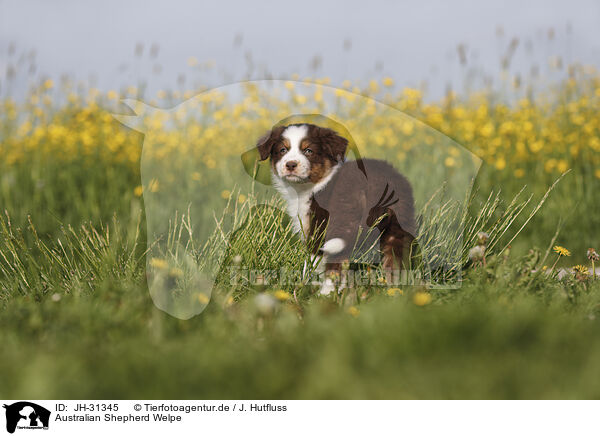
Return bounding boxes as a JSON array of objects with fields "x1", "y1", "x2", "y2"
[
  {"x1": 2, "y1": 181, "x2": 600, "y2": 399},
  {"x1": 1, "y1": 242, "x2": 600, "y2": 398},
  {"x1": 0, "y1": 128, "x2": 597, "y2": 399},
  {"x1": 2, "y1": 46, "x2": 600, "y2": 399}
]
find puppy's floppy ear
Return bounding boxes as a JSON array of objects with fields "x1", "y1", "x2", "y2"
[
  {"x1": 315, "y1": 126, "x2": 348, "y2": 162},
  {"x1": 256, "y1": 126, "x2": 284, "y2": 161},
  {"x1": 256, "y1": 132, "x2": 272, "y2": 161}
]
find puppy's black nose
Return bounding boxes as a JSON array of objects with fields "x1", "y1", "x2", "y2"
[{"x1": 286, "y1": 161, "x2": 298, "y2": 171}]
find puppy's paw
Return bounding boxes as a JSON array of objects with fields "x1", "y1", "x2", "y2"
[
  {"x1": 321, "y1": 238, "x2": 346, "y2": 255},
  {"x1": 319, "y1": 277, "x2": 336, "y2": 296}
]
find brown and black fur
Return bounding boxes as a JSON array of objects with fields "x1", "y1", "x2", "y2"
[
  {"x1": 257, "y1": 123, "x2": 348, "y2": 183},
  {"x1": 256, "y1": 123, "x2": 417, "y2": 280},
  {"x1": 311, "y1": 158, "x2": 416, "y2": 275}
]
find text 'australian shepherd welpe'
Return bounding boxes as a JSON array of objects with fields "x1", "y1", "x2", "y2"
[{"x1": 256, "y1": 123, "x2": 417, "y2": 295}]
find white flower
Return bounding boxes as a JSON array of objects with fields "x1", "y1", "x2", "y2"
[
  {"x1": 255, "y1": 293, "x2": 277, "y2": 315},
  {"x1": 469, "y1": 245, "x2": 485, "y2": 262}
]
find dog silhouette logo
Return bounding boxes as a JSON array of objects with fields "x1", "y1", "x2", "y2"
[
  {"x1": 3, "y1": 402, "x2": 50, "y2": 434},
  {"x1": 114, "y1": 80, "x2": 481, "y2": 318}
]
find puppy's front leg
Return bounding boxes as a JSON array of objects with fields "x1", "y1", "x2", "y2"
[
  {"x1": 319, "y1": 237, "x2": 349, "y2": 295},
  {"x1": 302, "y1": 253, "x2": 325, "y2": 281}
]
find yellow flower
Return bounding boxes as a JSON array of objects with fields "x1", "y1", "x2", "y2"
[
  {"x1": 573, "y1": 265, "x2": 589, "y2": 275},
  {"x1": 221, "y1": 190, "x2": 231, "y2": 199},
  {"x1": 401, "y1": 121, "x2": 414, "y2": 135},
  {"x1": 413, "y1": 292, "x2": 432, "y2": 306},
  {"x1": 197, "y1": 293, "x2": 210, "y2": 304},
  {"x1": 544, "y1": 158, "x2": 557, "y2": 173},
  {"x1": 553, "y1": 246, "x2": 571, "y2": 257},
  {"x1": 149, "y1": 258, "x2": 168, "y2": 270},
  {"x1": 238, "y1": 194, "x2": 247, "y2": 203},
  {"x1": 386, "y1": 288, "x2": 403, "y2": 296},
  {"x1": 294, "y1": 95, "x2": 307, "y2": 105},
  {"x1": 204, "y1": 157, "x2": 216, "y2": 169},
  {"x1": 191, "y1": 172, "x2": 202, "y2": 181},
  {"x1": 479, "y1": 122, "x2": 495, "y2": 137},
  {"x1": 368, "y1": 80, "x2": 379, "y2": 93},
  {"x1": 382, "y1": 77, "x2": 394, "y2": 87},
  {"x1": 187, "y1": 56, "x2": 198, "y2": 67},
  {"x1": 273, "y1": 290, "x2": 291, "y2": 301},
  {"x1": 347, "y1": 306, "x2": 360, "y2": 317},
  {"x1": 169, "y1": 267, "x2": 183, "y2": 278},
  {"x1": 514, "y1": 168, "x2": 525, "y2": 178},
  {"x1": 444, "y1": 156, "x2": 456, "y2": 167},
  {"x1": 43, "y1": 79, "x2": 54, "y2": 89},
  {"x1": 226, "y1": 296, "x2": 235, "y2": 306},
  {"x1": 134, "y1": 185, "x2": 143, "y2": 197},
  {"x1": 556, "y1": 159, "x2": 569, "y2": 173},
  {"x1": 529, "y1": 140, "x2": 544, "y2": 153}
]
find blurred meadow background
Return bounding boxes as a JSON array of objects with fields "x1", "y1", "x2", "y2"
[{"x1": 1, "y1": 0, "x2": 600, "y2": 398}]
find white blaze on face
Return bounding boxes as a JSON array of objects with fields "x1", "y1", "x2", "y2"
[{"x1": 276, "y1": 125, "x2": 310, "y2": 181}]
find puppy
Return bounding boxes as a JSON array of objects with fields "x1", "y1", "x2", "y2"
[{"x1": 256, "y1": 123, "x2": 416, "y2": 294}]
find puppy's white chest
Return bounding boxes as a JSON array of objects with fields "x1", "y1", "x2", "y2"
[
  {"x1": 272, "y1": 164, "x2": 340, "y2": 239},
  {"x1": 272, "y1": 175, "x2": 313, "y2": 238},
  {"x1": 286, "y1": 190, "x2": 312, "y2": 238}
]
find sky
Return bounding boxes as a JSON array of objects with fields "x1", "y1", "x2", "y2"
[{"x1": 1, "y1": 0, "x2": 600, "y2": 101}]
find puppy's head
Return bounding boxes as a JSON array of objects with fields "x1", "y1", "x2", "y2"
[{"x1": 256, "y1": 123, "x2": 348, "y2": 184}]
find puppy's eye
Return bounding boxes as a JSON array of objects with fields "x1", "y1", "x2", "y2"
[
  {"x1": 279, "y1": 147, "x2": 287, "y2": 154},
  {"x1": 303, "y1": 148, "x2": 313, "y2": 155}
]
